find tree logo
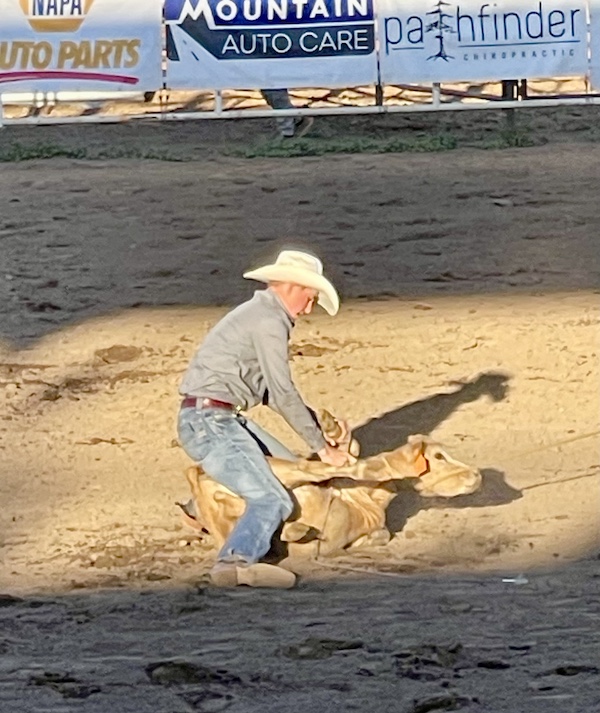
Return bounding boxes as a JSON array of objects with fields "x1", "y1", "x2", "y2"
[
  {"x1": 19, "y1": 0, "x2": 95, "y2": 33},
  {"x1": 426, "y1": 0, "x2": 455, "y2": 61}
]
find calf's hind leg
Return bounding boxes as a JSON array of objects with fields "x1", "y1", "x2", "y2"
[{"x1": 316, "y1": 497, "x2": 355, "y2": 556}]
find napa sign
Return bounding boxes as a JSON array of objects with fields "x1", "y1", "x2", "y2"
[
  {"x1": 377, "y1": 0, "x2": 588, "y2": 83},
  {"x1": 0, "y1": 0, "x2": 162, "y2": 91},
  {"x1": 19, "y1": 0, "x2": 94, "y2": 32},
  {"x1": 165, "y1": 0, "x2": 378, "y2": 89}
]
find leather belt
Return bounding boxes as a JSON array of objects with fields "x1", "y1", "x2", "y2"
[{"x1": 181, "y1": 396, "x2": 235, "y2": 411}]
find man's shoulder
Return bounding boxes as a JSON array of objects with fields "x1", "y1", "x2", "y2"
[
  {"x1": 219, "y1": 291, "x2": 277, "y2": 327},
  {"x1": 243, "y1": 290, "x2": 288, "y2": 318},
  {"x1": 244, "y1": 292, "x2": 292, "y2": 338}
]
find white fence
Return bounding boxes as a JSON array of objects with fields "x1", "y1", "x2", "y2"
[{"x1": 2, "y1": 0, "x2": 600, "y2": 126}]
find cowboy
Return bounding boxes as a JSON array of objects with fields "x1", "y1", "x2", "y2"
[{"x1": 177, "y1": 249, "x2": 354, "y2": 588}]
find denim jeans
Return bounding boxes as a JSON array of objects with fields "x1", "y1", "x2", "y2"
[
  {"x1": 178, "y1": 406, "x2": 295, "y2": 564},
  {"x1": 261, "y1": 88, "x2": 295, "y2": 137}
]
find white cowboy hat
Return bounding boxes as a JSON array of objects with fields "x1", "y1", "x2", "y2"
[{"x1": 243, "y1": 249, "x2": 339, "y2": 316}]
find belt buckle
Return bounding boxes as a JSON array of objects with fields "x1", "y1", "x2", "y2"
[{"x1": 201, "y1": 397, "x2": 234, "y2": 410}]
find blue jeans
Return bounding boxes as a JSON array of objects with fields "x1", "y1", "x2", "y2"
[
  {"x1": 178, "y1": 406, "x2": 296, "y2": 564},
  {"x1": 261, "y1": 88, "x2": 295, "y2": 137}
]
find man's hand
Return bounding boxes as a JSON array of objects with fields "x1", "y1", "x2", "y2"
[{"x1": 317, "y1": 443, "x2": 356, "y2": 467}]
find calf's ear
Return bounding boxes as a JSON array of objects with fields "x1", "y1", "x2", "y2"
[
  {"x1": 184, "y1": 465, "x2": 203, "y2": 487},
  {"x1": 406, "y1": 435, "x2": 429, "y2": 476}
]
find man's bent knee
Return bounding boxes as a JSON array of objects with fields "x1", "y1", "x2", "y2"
[
  {"x1": 280, "y1": 493, "x2": 294, "y2": 521},
  {"x1": 252, "y1": 490, "x2": 293, "y2": 521},
  {"x1": 272, "y1": 490, "x2": 294, "y2": 521}
]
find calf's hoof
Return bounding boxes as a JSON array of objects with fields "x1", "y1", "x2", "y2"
[
  {"x1": 281, "y1": 521, "x2": 321, "y2": 543},
  {"x1": 349, "y1": 529, "x2": 391, "y2": 550},
  {"x1": 176, "y1": 501, "x2": 207, "y2": 533}
]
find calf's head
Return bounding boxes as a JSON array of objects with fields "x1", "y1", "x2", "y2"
[{"x1": 385, "y1": 435, "x2": 482, "y2": 497}]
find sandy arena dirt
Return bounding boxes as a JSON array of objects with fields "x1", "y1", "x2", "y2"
[{"x1": 0, "y1": 108, "x2": 599, "y2": 712}]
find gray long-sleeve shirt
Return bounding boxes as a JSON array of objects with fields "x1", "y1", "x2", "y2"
[{"x1": 179, "y1": 288, "x2": 327, "y2": 452}]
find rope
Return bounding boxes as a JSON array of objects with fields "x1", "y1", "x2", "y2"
[
  {"x1": 314, "y1": 488, "x2": 334, "y2": 561},
  {"x1": 499, "y1": 429, "x2": 600, "y2": 461},
  {"x1": 299, "y1": 427, "x2": 600, "y2": 581},
  {"x1": 521, "y1": 468, "x2": 600, "y2": 491},
  {"x1": 314, "y1": 557, "x2": 415, "y2": 580},
  {"x1": 310, "y1": 428, "x2": 600, "y2": 580},
  {"x1": 490, "y1": 429, "x2": 600, "y2": 490}
]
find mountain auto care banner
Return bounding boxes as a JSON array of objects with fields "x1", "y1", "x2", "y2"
[
  {"x1": 164, "y1": 0, "x2": 378, "y2": 90},
  {"x1": 378, "y1": 0, "x2": 589, "y2": 85},
  {"x1": 0, "y1": 0, "x2": 163, "y2": 92}
]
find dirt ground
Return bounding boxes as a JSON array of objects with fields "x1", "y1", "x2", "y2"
[{"x1": 0, "y1": 107, "x2": 599, "y2": 712}]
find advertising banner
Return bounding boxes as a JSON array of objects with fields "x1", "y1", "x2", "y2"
[
  {"x1": 164, "y1": 0, "x2": 379, "y2": 90},
  {"x1": 0, "y1": 0, "x2": 163, "y2": 92},
  {"x1": 590, "y1": 0, "x2": 600, "y2": 89},
  {"x1": 378, "y1": 0, "x2": 589, "y2": 85}
]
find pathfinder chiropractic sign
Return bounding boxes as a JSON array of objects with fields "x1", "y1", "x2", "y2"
[
  {"x1": 164, "y1": 0, "x2": 378, "y2": 89},
  {"x1": 0, "y1": 0, "x2": 162, "y2": 91},
  {"x1": 589, "y1": 2, "x2": 600, "y2": 90},
  {"x1": 377, "y1": 0, "x2": 588, "y2": 84}
]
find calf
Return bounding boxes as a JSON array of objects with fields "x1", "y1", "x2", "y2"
[{"x1": 183, "y1": 434, "x2": 481, "y2": 557}]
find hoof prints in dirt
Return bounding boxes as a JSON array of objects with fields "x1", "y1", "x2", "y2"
[
  {"x1": 0, "y1": 594, "x2": 24, "y2": 607},
  {"x1": 394, "y1": 642, "x2": 465, "y2": 681},
  {"x1": 540, "y1": 664, "x2": 599, "y2": 677},
  {"x1": 409, "y1": 693, "x2": 475, "y2": 713},
  {"x1": 146, "y1": 660, "x2": 249, "y2": 711},
  {"x1": 281, "y1": 637, "x2": 364, "y2": 660},
  {"x1": 94, "y1": 344, "x2": 143, "y2": 364},
  {"x1": 29, "y1": 671, "x2": 101, "y2": 699},
  {"x1": 146, "y1": 661, "x2": 241, "y2": 687}
]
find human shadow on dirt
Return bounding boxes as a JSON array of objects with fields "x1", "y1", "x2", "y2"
[
  {"x1": 353, "y1": 371, "x2": 511, "y2": 458},
  {"x1": 386, "y1": 468, "x2": 522, "y2": 535},
  {"x1": 348, "y1": 370, "x2": 518, "y2": 537}
]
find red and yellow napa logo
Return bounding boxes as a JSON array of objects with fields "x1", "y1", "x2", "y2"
[
  {"x1": 0, "y1": 0, "x2": 143, "y2": 83},
  {"x1": 19, "y1": 0, "x2": 95, "y2": 33}
]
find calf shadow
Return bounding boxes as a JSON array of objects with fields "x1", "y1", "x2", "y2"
[
  {"x1": 349, "y1": 370, "x2": 518, "y2": 537},
  {"x1": 267, "y1": 468, "x2": 522, "y2": 562},
  {"x1": 353, "y1": 371, "x2": 510, "y2": 457},
  {"x1": 386, "y1": 468, "x2": 522, "y2": 535}
]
